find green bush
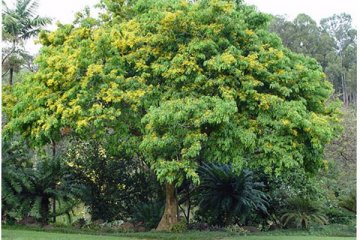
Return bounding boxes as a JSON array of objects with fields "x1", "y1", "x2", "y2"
[
  {"x1": 225, "y1": 225, "x2": 250, "y2": 234},
  {"x1": 2, "y1": 139, "x2": 82, "y2": 225},
  {"x1": 339, "y1": 190, "x2": 356, "y2": 213},
  {"x1": 325, "y1": 208, "x2": 355, "y2": 224},
  {"x1": 66, "y1": 140, "x2": 162, "y2": 222},
  {"x1": 170, "y1": 220, "x2": 187, "y2": 233},
  {"x1": 71, "y1": 218, "x2": 87, "y2": 228},
  {"x1": 280, "y1": 197, "x2": 328, "y2": 229}
]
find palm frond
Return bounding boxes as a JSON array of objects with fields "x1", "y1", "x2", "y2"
[
  {"x1": 196, "y1": 163, "x2": 269, "y2": 226},
  {"x1": 280, "y1": 197, "x2": 329, "y2": 229}
]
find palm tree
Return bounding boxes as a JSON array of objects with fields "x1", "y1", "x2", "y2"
[
  {"x1": 196, "y1": 164, "x2": 269, "y2": 227},
  {"x1": 2, "y1": 0, "x2": 51, "y2": 85}
]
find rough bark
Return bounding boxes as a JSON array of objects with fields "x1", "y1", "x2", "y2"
[{"x1": 156, "y1": 183, "x2": 178, "y2": 231}]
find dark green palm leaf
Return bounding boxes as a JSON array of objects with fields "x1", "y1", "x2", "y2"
[{"x1": 196, "y1": 163, "x2": 269, "y2": 226}]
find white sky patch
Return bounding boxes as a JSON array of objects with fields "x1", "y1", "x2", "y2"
[
  {"x1": 3, "y1": 0, "x2": 358, "y2": 54},
  {"x1": 244, "y1": 0, "x2": 358, "y2": 25}
]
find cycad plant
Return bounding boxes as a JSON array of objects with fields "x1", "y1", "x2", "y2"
[
  {"x1": 28, "y1": 157, "x2": 84, "y2": 224},
  {"x1": 2, "y1": 139, "x2": 83, "y2": 224},
  {"x1": 132, "y1": 201, "x2": 164, "y2": 230},
  {"x1": 2, "y1": 138, "x2": 34, "y2": 223},
  {"x1": 196, "y1": 164, "x2": 268, "y2": 227},
  {"x1": 280, "y1": 197, "x2": 328, "y2": 229}
]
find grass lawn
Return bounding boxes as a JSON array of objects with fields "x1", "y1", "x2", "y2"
[
  {"x1": 2, "y1": 229, "x2": 129, "y2": 240},
  {"x1": 1, "y1": 229, "x2": 356, "y2": 240}
]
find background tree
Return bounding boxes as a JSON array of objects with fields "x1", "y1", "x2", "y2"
[
  {"x1": 2, "y1": 0, "x2": 51, "y2": 85},
  {"x1": 269, "y1": 13, "x2": 356, "y2": 106},
  {"x1": 320, "y1": 14, "x2": 357, "y2": 106},
  {"x1": 322, "y1": 107, "x2": 356, "y2": 214}
]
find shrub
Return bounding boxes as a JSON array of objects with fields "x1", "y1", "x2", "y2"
[
  {"x1": 99, "y1": 220, "x2": 124, "y2": 229},
  {"x1": 187, "y1": 222, "x2": 209, "y2": 231},
  {"x1": 196, "y1": 164, "x2": 268, "y2": 227},
  {"x1": 170, "y1": 220, "x2": 187, "y2": 233},
  {"x1": 280, "y1": 197, "x2": 328, "y2": 229},
  {"x1": 339, "y1": 190, "x2": 356, "y2": 213},
  {"x1": 66, "y1": 140, "x2": 162, "y2": 222},
  {"x1": 226, "y1": 225, "x2": 250, "y2": 234},
  {"x1": 71, "y1": 218, "x2": 87, "y2": 228},
  {"x1": 2, "y1": 153, "x2": 82, "y2": 225},
  {"x1": 132, "y1": 201, "x2": 164, "y2": 230},
  {"x1": 325, "y1": 208, "x2": 355, "y2": 224}
]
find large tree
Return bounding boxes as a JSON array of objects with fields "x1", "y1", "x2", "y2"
[{"x1": 4, "y1": 0, "x2": 339, "y2": 230}]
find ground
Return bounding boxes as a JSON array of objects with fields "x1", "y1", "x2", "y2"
[{"x1": 1, "y1": 228, "x2": 356, "y2": 240}]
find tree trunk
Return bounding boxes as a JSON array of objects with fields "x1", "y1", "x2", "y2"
[
  {"x1": 156, "y1": 183, "x2": 178, "y2": 231},
  {"x1": 51, "y1": 140, "x2": 56, "y2": 223},
  {"x1": 9, "y1": 67, "x2": 13, "y2": 86},
  {"x1": 40, "y1": 197, "x2": 50, "y2": 225}
]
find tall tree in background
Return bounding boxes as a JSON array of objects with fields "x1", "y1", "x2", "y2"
[
  {"x1": 269, "y1": 13, "x2": 356, "y2": 106},
  {"x1": 320, "y1": 14, "x2": 357, "y2": 106},
  {"x1": 2, "y1": 0, "x2": 51, "y2": 85},
  {"x1": 269, "y1": 14, "x2": 335, "y2": 68}
]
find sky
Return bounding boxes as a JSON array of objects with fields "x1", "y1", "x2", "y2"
[
  {"x1": 245, "y1": 0, "x2": 358, "y2": 24},
  {"x1": 3, "y1": 0, "x2": 358, "y2": 54}
]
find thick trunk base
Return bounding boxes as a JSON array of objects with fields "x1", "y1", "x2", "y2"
[{"x1": 156, "y1": 183, "x2": 178, "y2": 231}]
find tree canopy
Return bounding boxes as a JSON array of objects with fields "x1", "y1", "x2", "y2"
[{"x1": 3, "y1": 0, "x2": 340, "y2": 230}]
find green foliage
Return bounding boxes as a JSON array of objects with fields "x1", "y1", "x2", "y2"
[
  {"x1": 324, "y1": 208, "x2": 355, "y2": 224},
  {"x1": 269, "y1": 13, "x2": 357, "y2": 105},
  {"x1": 132, "y1": 201, "x2": 164, "y2": 230},
  {"x1": 170, "y1": 219, "x2": 188, "y2": 233},
  {"x1": 98, "y1": 220, "x2": 125, "y2": 230},
  {"x1": 195, "y1": 164, "x2": 268, "y2": 227},
  {"x1": 141, "y1": 96, "x2": 238, "y2": 185},
  {"x1": 338, "y1": 190, "x2": 356, "y2": 213},
  {"x1": 72, "y1": 218, "x2": 88, "y2": 228},
  {"x1": 66, "y1": 140, "x2": 161, "y2": 221},
  {"x1": 2, "y1": 139, "x2": 82, "y2": 225},
  {"x1": 2, "y1": 138, "x2": 34, "y2": 223},
  {"x1": 251, "y1": 168, "x2": 333, "y2": 230},
  {"x1": 323, "y1": 107, "x2": 356, "y2": 209},
  {"x1": 225, "y1": 225, "x2": 250, "y2": 234},
  {"x1": 2, "y1": 0, "x2": 341, "y2": 229},
  {"x1": 2, "y1": 0, "x2": 51, "y2": 41},
  {"x1": 3, "y1": 0, "x2": 340, "y2": 190},
  {"x1": 280, "y1": 197, "x2": 328, "y2": 229}
]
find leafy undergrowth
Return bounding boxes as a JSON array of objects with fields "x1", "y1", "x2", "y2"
[{"x1": 2, "y1": 223, "x2": 355, "y2": 240}]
